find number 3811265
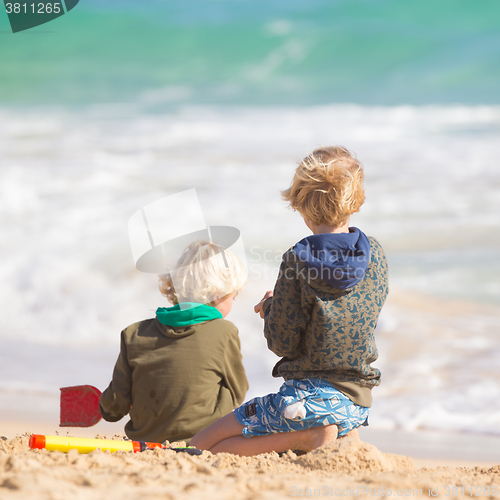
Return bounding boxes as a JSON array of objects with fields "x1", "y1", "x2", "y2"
[{"x1": 5, "y1": 3, "x2": 62, "y2": 14}]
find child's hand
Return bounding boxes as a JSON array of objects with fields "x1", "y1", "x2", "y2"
[{"x1": 254, "y1": 291, "x2": 273, "y2": 318}]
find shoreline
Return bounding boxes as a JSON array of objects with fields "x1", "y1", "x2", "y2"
[
  {"x1": 359, "y1": 428, "x2": 500, "y2": 467},
  {"x1": 0, "y1": 419, "x2": 126, "y2": 441}
]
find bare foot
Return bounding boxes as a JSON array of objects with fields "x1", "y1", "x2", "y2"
[
  {"x1": 339, "y1": 428, "x2": 360, "y2": 441},
  {"x1": 296, "y1": 424, "x2": 338, "y2": 452}
]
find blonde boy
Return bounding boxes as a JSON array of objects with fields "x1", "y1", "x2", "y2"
[
  {"x1": 192, "y1": 146, "x2": 388, "y2": 456},
  {"x1": 99, "y1": 241, "x2": 248, "y2": 444}
]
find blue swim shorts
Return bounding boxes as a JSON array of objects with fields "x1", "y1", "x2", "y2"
[{"x1": 234, "y1": 378, "x2": 369, "y2": 438}]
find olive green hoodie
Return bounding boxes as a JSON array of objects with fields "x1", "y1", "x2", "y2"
[{"x1": 99, "y1": 303, "x2": 248, "y2": 444}]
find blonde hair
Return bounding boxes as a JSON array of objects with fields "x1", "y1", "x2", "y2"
[
  {"x1": 281, "y1": 146, "x2": 365, "y2": 228},
  {"x1": 158, "y1": 240, "x2": 247, "y2": 305}
]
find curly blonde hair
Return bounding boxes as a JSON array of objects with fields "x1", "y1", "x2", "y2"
[
  {"x1": 281, "y1": 146, "x2": 365, "y2": 228},
  {"x1": 158, "y1": 240, "x2": 247, "y2": 305}
]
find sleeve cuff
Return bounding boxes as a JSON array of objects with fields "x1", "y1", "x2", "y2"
[
  {"x1": 262, "y1": 296, "x2": 273, "y2": 315},
  {"x1": 99, "y1": 401, "x2": 125, "y2": 423}
]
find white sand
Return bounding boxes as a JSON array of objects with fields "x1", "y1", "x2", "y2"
[{"x1": 1, "y1": 427, "x2": 499, "y2": 500}]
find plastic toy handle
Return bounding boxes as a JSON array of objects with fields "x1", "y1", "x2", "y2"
[
  {"x1": 29, "y1": 434, "x2": 137, "y2": 454},
  {"x1": 29, "y1": 434, "x2": 202, "y2": 455}
]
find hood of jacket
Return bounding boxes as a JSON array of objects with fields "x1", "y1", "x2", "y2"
[
  {"x1": 155, "y1": 302, "x2": 223, "y2": 338},
  {"x1": 292, "y1": 227, "x2": 371, "y2": 290}
]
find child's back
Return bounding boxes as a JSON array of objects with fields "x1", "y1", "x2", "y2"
[
  {"x1": 99, "y1": 241, "x2": 248, "y2": 444},
  {"x1": 263, "y1": 230, "x2": 388, "y2": 407}
]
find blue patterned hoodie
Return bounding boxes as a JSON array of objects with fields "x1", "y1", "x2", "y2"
[{"x1": 262, "y1": 228, "x2": 388, "y2": 407}]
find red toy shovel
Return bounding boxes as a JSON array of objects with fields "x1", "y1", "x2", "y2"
[{"x1": 60, "y1": 385, "x2": 102, "y2": 427}]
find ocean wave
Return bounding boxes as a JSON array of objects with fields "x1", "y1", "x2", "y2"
[{"x1": 0, "y1": 103, "x2": 499, "y2": 435}]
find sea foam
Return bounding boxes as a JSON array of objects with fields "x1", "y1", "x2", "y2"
[{"x1": 1, "y1": 104, "x2": 499, "y2": 434}]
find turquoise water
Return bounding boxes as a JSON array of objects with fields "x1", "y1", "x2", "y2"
[{"x1": 1, "y1": 0, "x2": 500, "y2": 106}]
